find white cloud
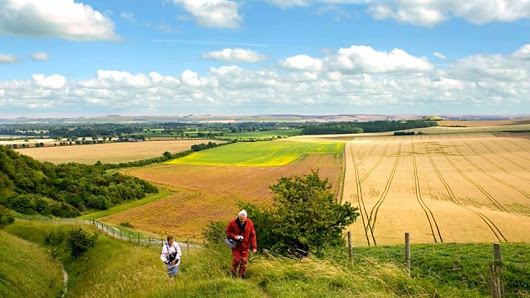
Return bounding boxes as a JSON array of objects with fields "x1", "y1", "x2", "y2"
[
  {"x1": 31, "y1": 52, "x2": 50, "y2": 61},
  {"x1": 266, "y1": 0, "x2": 310, "y2": 9},
  {"x1": 203, "y1": 48, "x2": 267, "y2": 63},
  {"x1": 32, "y1": 74, "x2": 67, "y2": 89},
  {"x1": 329, "y1": 45, "x2": 433, "y2": 73},
  {"x1": 367, "y1": 0, "x2": 530, "y2": 26},
  {"x1": 170, "y1": 0, "x2": 242, "y2": 29},
  {"x1": 0, "y1": 0, "x2": 118, "y2": 41},
  {"x1": 433, "y1": 52, "x2": 447, "y2": 60},
  {"x1": 1, "y1": 44, "x2": 529, "y2": 115},
  {"x1": 280, "y1": 54, "x2": 324, "y2": 71},
  {"x1": 120, "y1": 11, "x2": 136, "y2": 23},
  {"x1": 0, "y1": 53, "x2": 20, "y2": 64},
  {"x1": 513, "y1": 44, "x2": 530, "y2": 60}
]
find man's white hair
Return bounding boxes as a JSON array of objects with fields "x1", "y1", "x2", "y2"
[{"x1": 239, "y1": 210, "x2": 247, "y2": 217}]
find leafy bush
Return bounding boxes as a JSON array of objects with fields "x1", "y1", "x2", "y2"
[
  {"x1": 204, "y1": 171, "x2": 359, "y2": 257},
  {"x1": 0, "y1": 206, "x2": 15, "y2": 228},
  {"x1": 66, "y1": 227, "x2": 98, "y2": 257},
  {"x1": 119, "y1": 221, "x2": 134, "y2": 228}
]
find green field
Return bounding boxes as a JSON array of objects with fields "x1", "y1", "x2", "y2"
[
  {"x1": 167, "y1": 141, "x2": 343, "y2": 166},
  {"x1": 80, "y1": 190, "x2": 171, "y2": 220},
  {"x1": 219, "y1": 129, "x2": 303, "y2": 140}
]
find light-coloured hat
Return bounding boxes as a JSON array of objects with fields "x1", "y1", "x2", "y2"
[{"x1": 239, "y1": 210, "x2": 247, "y2": 217}]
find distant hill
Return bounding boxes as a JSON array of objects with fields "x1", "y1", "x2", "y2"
[{"x1": 0, "y1": 146, "x2": 157, "y2": 217}]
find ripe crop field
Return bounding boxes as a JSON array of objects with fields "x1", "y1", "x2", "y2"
[
  {"x1": 343, "y1": 133, "x2": 530, "y2": 246},
  {"x1": 102, "y1": 141, "x2": 343, "y2": 240},
  {"x1": 13, "y1": 140, "x2": 205, "y2": 164},
  {"x1": 168, "y1": 140, "x2": 343, "y2": 166}
]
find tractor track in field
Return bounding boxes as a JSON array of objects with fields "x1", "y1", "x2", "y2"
[
  {"x1": 461, "y1": 139, "x2": 528, "y2": 181},
  {"x1": 359, "y1": 142, "x2": 390, "y2": 184},
  {"x1": 477, "y1": 140, "x2": 528, "y2": 172},
  {"x1": 357, "y1": 137, "x2": 380, "y2": 166},
  {"x1": 491, "y1": 139, "x2": 530, "y2": 163},
  {"x1": 349, "y1": 143, "x2": 376, "y2": 246},
  {"x1": 367, "y1": 141, "x2": 402, "y2": 238},
  {"x1": 450, "y1": 139, "x2": 530, "y2": 202},
  {"x1": 426, "y1": 148, "x2": 507, "y2": 242},
  {"x1": 441, "y1": 146, "x2": 509, "y2": 213},
  {"x1": 412, "y1": 140, "x2": 443, "y2": 243}
]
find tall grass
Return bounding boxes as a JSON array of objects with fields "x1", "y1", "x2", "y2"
[
  {"x1": 0, "y1": 230, "x2": 63, "y2": 298},
  {"x1": 5, "y1": 221, "x2": 529, "y2": 297}
]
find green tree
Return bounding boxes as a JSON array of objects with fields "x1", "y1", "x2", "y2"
[{"x1": 268, "y1": 171, "x2": 358, "y2": 256}]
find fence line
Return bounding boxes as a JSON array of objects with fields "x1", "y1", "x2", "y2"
[{"x1": 19, "y1": 216, "x2": 201, "y2": 249}]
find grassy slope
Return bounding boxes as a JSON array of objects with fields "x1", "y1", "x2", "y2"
[
  {"x1": 80, "y1": 189, "x2": 171, "y2": 219},
  {"x1": 7, "y1": 221, "x2": 529, "y2": 297},
  {"x1": 0, "y1": 230, "x2": 63, "y2": 298},
  {"x1": 168, "y1": 141, "x2": 343, "y2": 166}
]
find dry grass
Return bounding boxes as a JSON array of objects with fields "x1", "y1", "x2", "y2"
[
  {"x1": 343, "y1": 133, "x2": 530, "y2": 246},
  {"x1": 439, "y1": 119, "x2": 530, "y2": 127},
  {"x1": 13, "y1": 140, "x2": 206, "y2": 164}
]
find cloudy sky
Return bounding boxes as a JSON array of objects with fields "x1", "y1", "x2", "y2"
[{"x1": 1, "y1": 0, "x2": 530, "y2": 117}]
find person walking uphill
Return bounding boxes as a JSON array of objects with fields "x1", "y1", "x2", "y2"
[
  {"x1": 226, "y1": 210, "x2": 257, "y2": 278},
  {"x1": 160, "y1": 235, "x2": 181, "y2": 278}
]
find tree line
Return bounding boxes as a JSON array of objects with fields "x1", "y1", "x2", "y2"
[
  {"x1": 0, "y1": 146, "x2": 158, "y2": 217},
  {"x1": 301, "y1": 120, "x2": 437, "y2": 135}
]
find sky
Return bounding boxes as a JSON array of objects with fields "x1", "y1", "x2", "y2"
[{"x1": 1, "y1": 0, "x2": 530, "y2": 118}]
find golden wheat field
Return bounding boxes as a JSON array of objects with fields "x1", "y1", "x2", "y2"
[
  {"x1": 13, "y1": 140, "x2": 205, "y2": 164},
  {"x1": 343, "y1": 133, "x2": 530, "y2": 246}
]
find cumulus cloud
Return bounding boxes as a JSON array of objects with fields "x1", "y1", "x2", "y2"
[
  {"x1": 0, "y1": 53, "x2": 20, "y2": 64},
  {"x1": 170, "y1": 0, "x2": 242, "y2": 29},
  {"x1": 0, "y1": 44, "x2": 529, "y2": 115},
  {"x1": 0, "y1": 0, "x2": 118, "y2": 41},
  {"x1": 367, "y1": 0, "x2": 530, "y2": 26},
  {"x1": 280, "y1": 54, "x2": 324, "y2": 71},
  {"x1": 31, "y1": 52, "x2": 50, "y2": 61},
  {"x1": 513, "y1": 44, "x2": 530, "y2": 60},
  {"x1": 203, "y1": 48, "x2": 267, "y2": 63},
  {"x1": 329, "y1": 45, "x2": 434, "y2": 73},
  {"x1": 32, "y1": 74, "x2": 67, "y2": 89}
]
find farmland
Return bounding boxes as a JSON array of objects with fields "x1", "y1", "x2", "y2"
[
  {"x1": 13, "y1": 140, "x2": 205, "y2": 164},
  {"x1": 343, "y1": 133, "x2": 530, "y2": 246},
  {"x1": 168, "y1": 140, "x2": 343, "y2": 166},
  {"x1": 101, "y1": 141, "x2": 344, "y2": 239}
]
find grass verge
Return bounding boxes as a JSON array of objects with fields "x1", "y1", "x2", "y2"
[{"x1": 0, "y1": 230, "x2": 63, "y2": 298}]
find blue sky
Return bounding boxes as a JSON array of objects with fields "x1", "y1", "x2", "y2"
[{"x1": 1, "y1": 0, "x2": 530, "y2": 117}]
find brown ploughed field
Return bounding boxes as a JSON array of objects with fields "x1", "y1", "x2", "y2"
[{"x1": 103, "y1": 154, "x2": 342, "y2": 240}]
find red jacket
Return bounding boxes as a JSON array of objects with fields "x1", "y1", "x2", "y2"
[{"x1": 226, "y1": 217, "x2": 257, "y2": 251}]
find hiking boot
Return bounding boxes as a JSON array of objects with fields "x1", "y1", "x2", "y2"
[
  {"x1": 240, "y1": 273, "x2": 246, "y2": 279},
  {"x1": 231, "y1": 272, "x2": 237, "y2": 278}
]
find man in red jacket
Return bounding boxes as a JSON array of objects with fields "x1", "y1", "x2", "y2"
[{"x1": 226, "y1": 209, "x2": 257, "y2": 278}]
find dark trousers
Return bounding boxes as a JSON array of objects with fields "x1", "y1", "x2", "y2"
[{"x1": 231, "y1": 249, "x2": 249, "y2": 275}]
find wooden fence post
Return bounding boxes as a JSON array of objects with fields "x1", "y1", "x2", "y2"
[
  {"x1": 149, "y1": 237, "x2": 151, "y2": 246},
  {"x1": 490, "y1": 243, "x2": 504, "y2": 298},
  {"x1": 405, "y1": 232, "x2": 411, "y2": 276},
  {"x1": 347, "y1": 231, "x2": 353, "y2": 260},
  {"x1": 186, "y1": 238, "x2": 190, "y2": 253},
  {"x1": 120, "y1": 230, "x2": 122, "y2": 240}
]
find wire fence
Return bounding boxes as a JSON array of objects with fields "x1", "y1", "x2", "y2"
[{"x1": 20, "y1": 216, "x2": 201, "y2": 250}]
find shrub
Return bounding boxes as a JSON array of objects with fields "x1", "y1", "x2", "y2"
[
  {"x1": 66, "y1": 227, "x2": 98, "y2": 258},
  {"x1": 0, "y1": 206, "x2": 15, "y2": 228},
  {"x1": 119, "y1": 221, "x2": 134, "y2": 228}
]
